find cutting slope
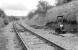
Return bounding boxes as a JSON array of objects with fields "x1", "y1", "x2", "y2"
[{"x1": 25, "y1": 0, "x2": 78, "y2": 26}]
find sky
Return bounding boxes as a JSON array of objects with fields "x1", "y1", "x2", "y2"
[{"x1": 0, "y1": 0, "x2": 57, "y2": 16}]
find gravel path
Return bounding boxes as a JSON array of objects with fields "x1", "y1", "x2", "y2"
[
  {"x1": 0, "y1": 29, "x2": 7, "y2": 50},
  {"x1": 3, "y1": 22, "x2": 22, "y2": 50},
  {"x1": 15, "y1": 22, "x2": 56, "y2": 50}
]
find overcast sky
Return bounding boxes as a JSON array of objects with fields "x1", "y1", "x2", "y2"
[{"x1": 0, "y1": 0, "x2": 56, "y2": 16}]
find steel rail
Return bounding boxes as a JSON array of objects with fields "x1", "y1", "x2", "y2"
[
  {"x1": 13, "y1": 23, "x2": 28, "y2": 50},
  {"x1": 18, "y1": 24, "x2": 65, "y2": 50}
]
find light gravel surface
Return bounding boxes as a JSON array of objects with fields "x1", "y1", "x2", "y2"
[
  {"x1": 15, "y1": 23, "x2": 56, "y2": 50},
  {"x1": 19, "y1": 20, "x2": 78, "y2": 50},
  {"x1": 3, "y1": 22, "x2": 23, "y2": 50},
  {"x1": 19, "y1": 32, "x2": 55, "y2": 50},
  {"x1": 0, "y1": 29, "x2": 7, "y2": 50}
]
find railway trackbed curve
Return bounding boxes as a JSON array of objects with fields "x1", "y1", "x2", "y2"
[{"x1": 13, "y1": 22, "x2": 65, "y2": 50}]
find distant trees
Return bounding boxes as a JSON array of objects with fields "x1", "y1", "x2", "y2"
[
  {"x1": 56, "y1": 0, "x2": 72, "y2": 6},
  {"x1": 27, "y1": 11, "x2": 36, "y2": 20},
  {"x1": 8, "y1": 16, "x2": 19, "y2": 21},
  {"x1": 0, "y1": 9, "x2": 6, "y2": 18},
  {"x1": 0, "y1": 9, "x2": 7, "y2": 27},
  {"x1": 36, "y1": 0, "x2": 52, "y2": 17},
  {"x1": 27, "y1": 0, "x2": 53, "y2": 20}
]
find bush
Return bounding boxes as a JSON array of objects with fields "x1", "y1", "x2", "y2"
[
  {"x1": 27, "y1": 12, "x2": 35, "y2": 20},
  {"x1": 36, "y1": 0, "x2": 52, "y2": 17},
  {"x1": 0, "y1": 9, "x2": 6, "y2": 18},
  {"x1": 56, "y1": 0, "x2": 73, "y2": 6}
]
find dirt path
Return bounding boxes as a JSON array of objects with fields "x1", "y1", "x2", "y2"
[
  {"x1": 0, "y1": 29, "x2": 7, "y2": 50},
  {"x1": 2, "y1": 22, "x2": 22, "y2": 50}
]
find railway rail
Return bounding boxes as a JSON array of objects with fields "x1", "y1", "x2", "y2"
[
  {"x1": 13, "y1": 23, "x2": 28, "y2": 50},
  {"x1": 19, "y1": 24, "x2": 65, "y2": 50},
  {"x1": 12, "y1": 22, "x2": 65, "y2": 50}
]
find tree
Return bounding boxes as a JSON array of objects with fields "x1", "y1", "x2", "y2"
[
  {"x1": 27, "y1": 0, "x2": 53, "y2": 20},
  {"x1": 56, "y1": 0, "x2": 72, "y2": 6},
  {"x1": 27, "y1": 11, "x2": 35, "y2": 20},
  {"x1": 0, "y1": 9, "x2": 6, "y2": 18},
  {"x1": 36, "y1": 0, "x2": 52, "y2": 17}
]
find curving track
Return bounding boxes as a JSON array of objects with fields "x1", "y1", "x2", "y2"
[
  {"x1": 13, "y1": 22, "x2": 65, "y2": 50},
  {"x1": 13, "y1": 23, "x2": 28, "y2": 50}
]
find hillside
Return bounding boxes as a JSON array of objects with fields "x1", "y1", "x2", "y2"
[
  {"x1": 25, "y1": 0, "x2": 78, "y2": 26},
  {"x1": 45, "y1": 0, "x2": 78, "y2": 22}
]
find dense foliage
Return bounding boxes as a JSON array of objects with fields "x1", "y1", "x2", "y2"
[
  {"x1": 56, "y1": 0, "x2": 73, "y2": 6},
  {"x1": 27, "y1": 0, "x2": 52, "y2": 20}
]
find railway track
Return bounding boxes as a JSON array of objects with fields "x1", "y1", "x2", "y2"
[
  {"x1": 13, "y1": 23, "x2": 28, "y2": 50},
  {"x1": 13, "y1": 22, "x2": 65, "y2": 50}
]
